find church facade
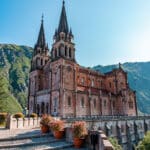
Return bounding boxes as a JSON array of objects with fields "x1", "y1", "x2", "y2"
[{"x1": 28, "y1": 1, "x2": 137, "y2": 117}]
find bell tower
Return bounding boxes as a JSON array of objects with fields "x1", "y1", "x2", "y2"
[
  {"x1": 31, "y1": 15, "x2": 50, "y2": 71},
  {"x1": 51, "y1": 1, "x2": 76, "y2": 62}
]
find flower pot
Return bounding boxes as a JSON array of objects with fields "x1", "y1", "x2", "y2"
[
  {"x1": 73, "y1": 138, "x2": 84, "y2": 148},
  {"x1": 41, "y1": 125, "x2": 49, "y2": 133},
  {"x1": 54, "y1": 131, "x2": 64, "y2": 139}
]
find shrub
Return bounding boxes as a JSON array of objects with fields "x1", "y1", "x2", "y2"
[
  {"x1": 30, "y1": 113, "x2": 38, "y2": 118},
  {"x1": 13, "y1": 112, "x2": 24, "y2": 118},
  {"x1": 0, "y1": 113, "x2": 7, "y2": 125},
  {"x1": 109, "y1": 137, "x2": 123, "y2": 150},
  {"x1": 136, "y1": 131, "x2": 150, "y2": 150},
  {"x1": 72, "y1": 121, "x2": 87, "y2": 138},
  {"x1": 50, "y1": 120, "x2": 64, "y2": 132},
  {"x1": 40, "y1": 114, "x2": 53, "y2": 127}
]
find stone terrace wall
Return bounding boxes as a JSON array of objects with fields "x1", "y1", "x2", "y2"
[
  {"x1": 7, "y1": 116, "x2": 41, "y2": 129},
  {"x1": 63, "y1": 115, "x2": 150, "y2": 150}
]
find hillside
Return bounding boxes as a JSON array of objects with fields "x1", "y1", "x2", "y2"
[
  {"x1": 0, "y1": 44, "x2": 32, "y2": 113},
  {"x1": 0, "y1": 44, "x2": 150, "y2": 114},
  {"x1": 93, "y1": 62, "x2": 150, "y2": 114}
]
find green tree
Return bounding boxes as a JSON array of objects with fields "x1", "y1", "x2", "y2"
[
  {"x1": 0, "y1": 73, "x2": 22, "y2": 113},
  {"x1": 136, "y1": 131, "x2": 150, "y2": 150},
  {"x1": 109, "y1": 137, "x2": 123, "y2": 150}
]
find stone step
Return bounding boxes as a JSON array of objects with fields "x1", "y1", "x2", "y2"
[
  {"x1": 3, "y1": 141, "x2": 74, "y2": 150},
  {"x1": 0, "y1": 132, "x2": 52, "y2": 142},
  {"x1": 0, "y1": 129, "x2": 43, "y2": 140},
  {"x1": 0, "y1": 129, "x2": 87, "y2": 150},
  {"x1": 61, "y1": 147, "x2": 88, "y2": 150},
  {"x1": 0, "y1": 135, "x2": 57, "y2": 148}
]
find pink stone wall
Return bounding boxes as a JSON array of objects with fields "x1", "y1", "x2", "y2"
[{"x1": 28, "y1": 58, "x2": 137, "y2": 117}]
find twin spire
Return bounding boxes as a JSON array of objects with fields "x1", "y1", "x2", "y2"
[
  {"x1": 36, "y1": 0, "x2": 72, "y2": 49},
  {"x1": 58, "y1": 0, "x2": 69, "y2": 34},
  {"x1": 36, "y1": 14, "x2": 46, "y2": 48}
]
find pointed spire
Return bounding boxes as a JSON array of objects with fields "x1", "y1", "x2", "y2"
[
  {"x1": 69, "y1": 28, "x2": 73, "y2": 37},
  {"x1": 58, "y1": 0, "x2": 69, "y2": 34},
  {"x1": 36, "y1": 14, "x2": 46, "y2": 48},
  {"x1": 119, "y1": 62, "x2": 122, "y2": 69}
]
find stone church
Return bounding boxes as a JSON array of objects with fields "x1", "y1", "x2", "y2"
[{"x1": 28, "y1": 1, "x2": 137, "y2": 117}]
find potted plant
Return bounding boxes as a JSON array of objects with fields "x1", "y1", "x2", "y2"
[
  {"x1": 72, "y1": 121, "x2": 87, "y2": 148},
  {"x1": 40, "y1": 114, "x2": 53, "y2": 133},
  {"x1": 13, "y1": 112, "x2": 24, "y2": 119},
  {"x1": 50, "y1": 120, "x2": 64, "y2": 139},
  {"x1": 30, "y1": 113, "x2": 38, "y2": 118},
  {"x1": 0, "y1": 113, "x2": 7, "y2": 127}
]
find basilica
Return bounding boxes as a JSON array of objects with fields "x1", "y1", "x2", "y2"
[{"x1": 28, "y1": 1, "x2": 137, "y2": 117}]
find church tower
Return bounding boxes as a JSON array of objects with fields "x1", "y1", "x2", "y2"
[
  {"x1": 31, "y1": 15, "x2": 50, "y2": 71},
  {"x1": 51, "y1": 1, "x2": 76, "y2": 62},
  {"x1": 28, "y1": 16, "x2": 50, "y2": 114}
]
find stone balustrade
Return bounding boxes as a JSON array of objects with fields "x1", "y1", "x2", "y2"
[
  {"x1": 62, "y1": 115, "x2": 150, "y2": 122},
  {"x1": 6, "y1": 116, "x2": 41, "y2": 129}
]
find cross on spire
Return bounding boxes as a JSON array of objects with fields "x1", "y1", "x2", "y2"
[{"x1": 41, "y1": 13, "x2": 44, "y2": 23}]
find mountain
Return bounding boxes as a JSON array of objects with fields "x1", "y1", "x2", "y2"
[
  {"x1": 0, "y1": 44, "x2": 32, "y2": 113},
  {"x1": 93, "y1": 62, "x2": 150, "y2": 114},
  {"x1": 0, "y1": 44, "x2": 150, "y2": 114}
]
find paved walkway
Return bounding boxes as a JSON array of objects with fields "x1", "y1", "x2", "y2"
[
  {"x1": 0, "y1": 127, "x2": 41, "y2": 139},
  {"x1": 0, "y1": 128, "x2": 88, "y2": 150}
]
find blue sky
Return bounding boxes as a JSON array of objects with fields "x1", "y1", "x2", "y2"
[{"x1": 0, "y1": 0, "x2": 150, "y2": 67}]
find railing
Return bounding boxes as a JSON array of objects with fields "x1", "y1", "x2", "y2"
[
  {"x1": 62, "y1": 115, "x2": 150, "y2": 121},
  {"x1": 6, "y1": 116, "x2": 41, "y2": 129}
]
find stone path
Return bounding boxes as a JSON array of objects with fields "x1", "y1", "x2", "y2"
[
  {"x1": 0, "y1": 127, "x2": 41, "y2": 139},
  {"x1": 0, "y1": 128, "x2": 88, "y2": 150}
]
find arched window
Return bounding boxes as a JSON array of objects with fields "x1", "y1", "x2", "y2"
[
  {"x1": 91, "y1": 79, "x2": 94, "y2": 87},
  {"x1": 104, "y1": 100, "x2": 107, "y2": 107},
  {"x1": 37, "y1": 58, "x2": 40, "y2": 66},
  {"x1": 41, "y1": 102, "x2": 45, "y2": 114},
  {"x1": 59, "y1": 49, "x2": 61, "y2": 56},
  {"x1": 54, "y1": 98, "x2": 57, "y2": 107},
  {"x1": 94, "y1": 99, "x2": 96, "y2": 108},
  {"x1": 121, "y1": 125, "x2": 124, "y2": 133},
  {"x1": 113, "y1": 101, "x2": 115, "y2": 108},
  {"x1": 30, "y1": 101, "x2": 33, "y2": 110},
  {"x1": 129, "y1": 101, "x2": 133, "y2": 109},
  {"x1": 81, "y1": 97, "x2": 84, "y2": 107},
  {"x1": 81, "y1": 77, "x2": 84, "y2": 85},
  {"x1": 45, "y1": 60, "x2": 47, "y2": 64},
  {"x1": 65, "y1": 46, "x2": 67, "y2": 56},
  {"x1": 109, "y1": 82, "x2": 111, "y2": 88},
  {"x1": 46, "y1": 103, "x2": 49, "y2": 114},
  {"x1": 68, "y1": 96, "x2": 71, "y2": 106},
  {"x1": 54, "y1": 98, "x2": 58, "y2": 113},
  {"x1": 55, "y1": 49, "x2": 57, "y2": 58},
  {"x1": 101, "y1": 80, "x2": 103, "y2": 87},
  {"x1": 37, "y1": 104, "x2": 40, "y2": 115},
  {"x1": 41, "y1": 59, "x2": 43, "y2": 66},
  {"x1": 69, "y1": 48, "x2": 71, "y2": 58},
  {"x1": 88, "y1": 79, "x2": 91, "y2": 86}
]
